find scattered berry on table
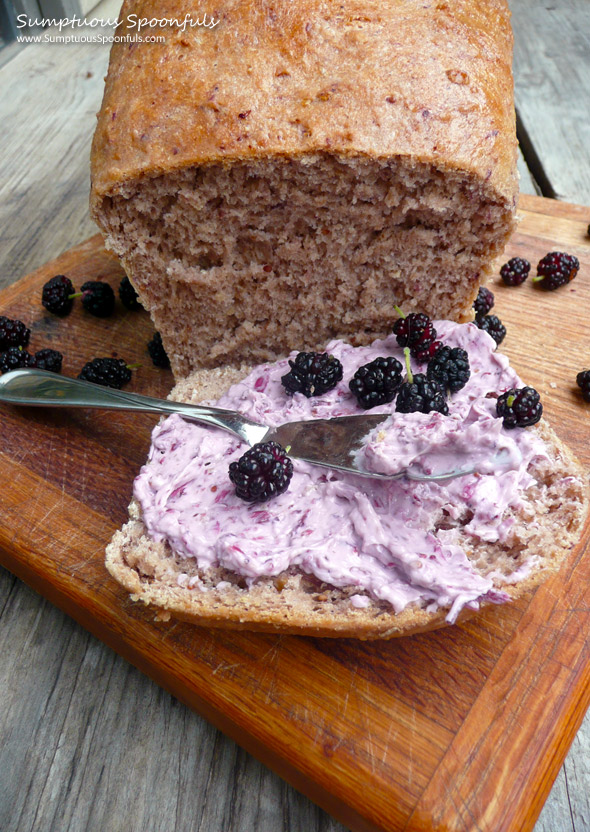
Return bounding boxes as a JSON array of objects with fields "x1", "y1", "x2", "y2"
[
  {"x1": 473, "y1": 287, "x2": 494, "y2": 317},
  {"x1": 396, "y1": 374, "x2": 448, "y2": 415},
  {"x1": 349, "y1": 356, "x2": 403, "y2": 409},
  {"x1": 80, "y1": 281, "x2": 116, "y2": 317},
  {"x1": 476, "y1": 314, "x2": 506, "y2": 346},
  {"x1": 78, "y1": 357, "x2": 133, "y2": 388},
  {"x1": 147, "y1": 331, "x2": 170, "y2": 369},
  {"x1": 427, "y1": 346, "x2": 470, "y2": 394},
  {"x1": 229, "y1": 441, "x2": 293, "y2": 502},
  {"x1": 41, "y1": 275, "x2": 76, "y2": 316},
  {"x1": 0, "y1": 315, "x2": 30, "y2": 350},
  {"x1": 119, "y1": 276, "x2": 142, "y2": 310},
  {"x1": 34, "y1": 348, "x2": 63, "y2": 373},
  {"x1": 533, "y1": 252, "x2": 579, "y2": 290},
  {"x1": 500, "y1": 257, "x2": 530, "y2": 287},
  {"x1": 0, "y1": 346, "x2": 35, "y2": 373},
  {"x1": 496, "y1": 387, "x2": 542, "y2": 429},
  {"x1": 281, "y1": 351, "x2": 343, "y2": 397},
  {"x1": 393, "y1": 311, "x2": 441, "y2": 362},
  {"x1": 576, "y1": 370, "x2": 590, "y2": 402}
]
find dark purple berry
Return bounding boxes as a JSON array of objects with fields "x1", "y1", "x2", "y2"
[
  {"x1": 0, "y1": 316, "x2": 30, "y2": 350},
  {"x1": 78, "y1": 357, "x2": 132, "y2": 388},
  {"x1": 0, "y1": 346, "x2": 35, "y2": 374},
  {"x1": 413, "y1": 339, "x2": 443, "y2": 363},
  {"x1": 500, "y1": 257, "x2": 530, "y2": 287},
  {"x1": 147, "y1": 331, "x2": 170, "y2": 369},
  {"x1": 473, "y1": 287, "x2": 494, "y2": 318},
  {"x1": 119, "y1": 276, "x2": 142, "y2": 310},
  {"x1": 80, "y1": 281, "x2": 116, "y2": 317},
  {"x1": 395, "y1": 374, "x2": 448, "y2": 415},
  {"x1": 476, "y1": 314, "x2": 506, "y2": 346},
  {"x1": 427, "y1": 346, "x2": 470, "y2": 393},
  {"x1": 281, "y1": 351, "x2": 343, "y2": 397},
  {"x1": 496, "y1": 387, "x2": 542, "y2": 429},
  {"x1": 393, "y1": 312, "x2": 440, "y2": 362},
  {"x1": 533, "y1": 252, "x2": 579, "y2": 290},
  {"x1": 349, "y1": 356, "x2": 403, "y2": 409},
  {"x1": 42, "y1": 275, "x2": 76, "y2": 316},
  {"x1": 576, "y1": 370, "x2": 590, "y2": 402},
  {"x1": 229, "y1": 441, "x2": 293, "y2": 502},
  {"x1": 34, "y1": 349, "x2": 63, "y2": 373}
]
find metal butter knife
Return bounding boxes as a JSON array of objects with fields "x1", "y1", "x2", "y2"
[{"x1": 0, "y1": 368, "x2": 479, "y2": 481}]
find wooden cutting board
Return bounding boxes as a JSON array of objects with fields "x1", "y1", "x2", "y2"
[{"x1": 1, "y1": 193, "x2": 590, "y2": 832}]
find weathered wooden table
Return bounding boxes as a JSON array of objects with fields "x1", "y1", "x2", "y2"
[{"x1": 1, "y1": 2, "x2": 589, "y2": 830}]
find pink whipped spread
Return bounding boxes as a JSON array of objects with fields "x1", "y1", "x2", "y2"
[{"x1": 134, "y1": 321, "x2": 550, "y2": 623}]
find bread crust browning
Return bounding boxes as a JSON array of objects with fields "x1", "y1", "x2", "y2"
[{"x1": 90, "y1": 0, "x2": 517, "y2": 209}]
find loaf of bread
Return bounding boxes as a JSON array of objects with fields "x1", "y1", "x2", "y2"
[
  {"x1": 91, "y1": 0, "x2": 518, "y2": 378},
  {"x1": 105, "y1": 335, "x2": 588, "y2": 639}
]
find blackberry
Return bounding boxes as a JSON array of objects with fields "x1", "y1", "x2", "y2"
[
  {"x1": 497, "y1": 387, "x2": 542, "y2": 429},
  {"x1": 42, "y1": 275, "x2": 76, "y2": 316},
  {"x1": 533, "y1": 252, "x2": 579, "y2": 290},
  {"x1": 473, "y1": 287, "x2": 494, "y2": 318},
  {"x1": 34, "y1": 348, "x2": 63, "y2": 373},
  {"x1": 396, "y1": 373, "x2": 448, "y2": 415},
  {"x1": 281, "y1": 351, "x2": 343, "y2": 397},
  {"x1": 119, "y1": 276, "x2": 142, "y2": 310},
  {"x1": 427, "y1": 346, "x2": 470, "y2": 393},
  {"x1": 147, "y1": 331, "x2": 170, "y2": 369},
  {"x1": 80, "y1": 281, "x2": 116, "y2": 317},
  {"x1": 0, "y1": 315, "x2": 30, "y2": 350},
  {"x1": 349, "y1": 356, "x2": 403, "y2": 409},
  {"x1": 393, "y1": 311, "x2": 441, "y2": 362},
  {"x1": 500, "y1": 257, "x2": 530, "y2": 287},
  {"x1": 476, "y1": 314, "x2": 506, "y2": 346},
  {"x1": 229, "y1": 441, "x2": 293, "y2": 502},
  {"x1": 78, "y1": 357, "x2": 133, "y2": 388},
  {"x1": 576, "y1": 370, "x2": 590, "y2": 402},
  {"x1": 0, "y1": 346, "x2": 35, "y2": 374}
]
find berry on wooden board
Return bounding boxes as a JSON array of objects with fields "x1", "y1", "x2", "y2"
[
  {"x1": 78, "y1": 357, "x2": 135, "y2": 389},
  {"x1": 500, "y1": 257, "x2": 530, "y2": 287},
  {"x1": 42, "y1": 275, "x2": 76, "y2": 316},
  {"x1": 80, "y1": 281, "x2": 116, "y2": 317},
  {"x1": 0, "y1": 315, "x2": 30, "y2": 350},
  {"x1": 533, "y1": 252, "x2": 579, "y2": 291}
]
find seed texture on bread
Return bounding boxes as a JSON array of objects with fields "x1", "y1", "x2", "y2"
[{"x1": 91, "y1": 0, "x2": 519, "y2": 378}]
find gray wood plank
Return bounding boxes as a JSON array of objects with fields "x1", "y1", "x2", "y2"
[
  {"x1": 0, "y1": 2, "x2": 588, "y2": 831},
  {"x1": 512, "y1": 0, "x2": 590, "y2": 204},
  {"x1": 518, "y1": 147, "x2": 541, "y2": 197}
]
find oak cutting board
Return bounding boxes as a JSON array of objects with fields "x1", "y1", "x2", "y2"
[{"x1": 1, "y1": 193, "x2": 590, "y2": 832}]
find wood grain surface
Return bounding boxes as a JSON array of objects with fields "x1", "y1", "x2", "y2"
[
  {"x1": 2, "y1": 2, "x2": 590, "y2": 830},
  {"x1": 0, "y1": 194, "x2": 589, "y2": 832}
]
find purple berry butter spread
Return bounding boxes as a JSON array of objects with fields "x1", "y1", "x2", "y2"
[{"x1": 134, "y1": 321, "x2": 550, "y2": 623}]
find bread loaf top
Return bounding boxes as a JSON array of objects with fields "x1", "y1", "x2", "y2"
[{"x1": 90, "y1": 0, "x2": 518, "y2": 209}]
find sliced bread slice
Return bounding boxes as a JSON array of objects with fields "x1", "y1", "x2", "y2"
[{"x1": 106, "y1": 365, "x2": 588, "y2": 639}]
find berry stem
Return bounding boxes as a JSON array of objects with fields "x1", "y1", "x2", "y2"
[
  {"x1": 394, "y1": 305, "x2": 406, "y2": 319},
  {"x1": 69, "y1": 292, "x2": 83, "y2": 299},
  {"x1": 403, "y1": 347, "x2": 413, "y2": 385},
  {"x1": 531, "y1": 275, "x2": 544, "y2": 284}
]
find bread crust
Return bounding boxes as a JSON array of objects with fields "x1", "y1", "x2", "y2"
[
  {"x1": 90, "y1": 0, "x2": 518, "y2": 211},
  {"x1": 105, "y1": 367, "x2": 589, "y2": 639}
]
